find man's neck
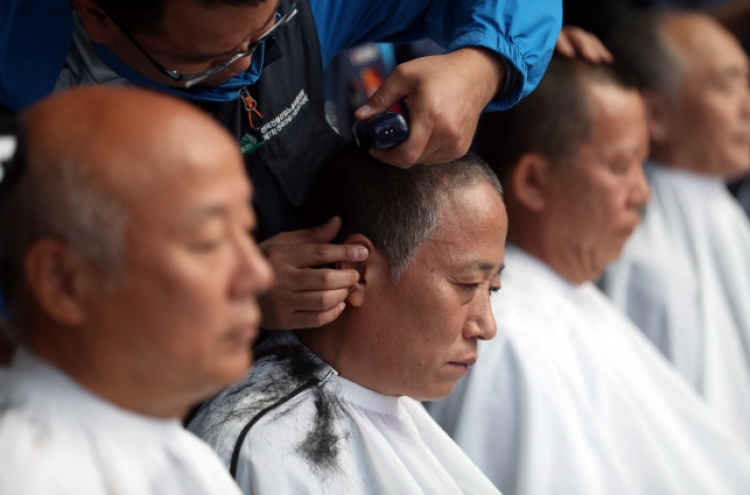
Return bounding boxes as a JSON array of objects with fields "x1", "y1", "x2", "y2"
[
  {"x1": 507, "y1": 219, "x2": 594, "y2": 285},
  {"x1": 295, "y1": 319, "x2": 347, "y2": 375},
  {"x1": 27, "y1": 328, "x2": 196, "y2": 420},
  {"x1": 295, "y1": 312, "x2": 396, "y2": 397}
]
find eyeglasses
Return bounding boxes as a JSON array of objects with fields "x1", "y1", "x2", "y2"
[{"x1": 103, "y1": 0, "x2": 298, "y2": 89}]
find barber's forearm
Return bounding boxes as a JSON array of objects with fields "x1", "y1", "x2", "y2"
[
  {"x1": 451, "y1": 47, "x2": 507, "y2": 110},
  {"x1": 443, "y1": 0, "x2": 562, "y2": 110},
  {"x1": 310, "y1": 0, "x2": 562, "y2": 102}
]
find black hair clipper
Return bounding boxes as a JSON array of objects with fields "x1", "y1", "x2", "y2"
[{"x1": 352, "y1": 111, "x2": 409, "y2": 150}]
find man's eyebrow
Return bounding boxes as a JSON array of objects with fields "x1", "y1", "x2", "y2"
[
  {"x1": 469, "y1": 261, "x2": 505, "y2": 275},
  {"x1": 182, "y1": 205, "x2": 230, "y2": 225},
  {"x1": 170, "y1": 6, "x2": 278, "y2": 61}
]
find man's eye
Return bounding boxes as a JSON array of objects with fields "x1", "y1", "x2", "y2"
[
  {"x1": 188, "y1": 239, "x2": 224, "y2": 252},
  {"x1": 609, "y1": 163, "x2": 630, "y2": 175},
  {"x1": 489, "y1": 286, "x2": 501, "y2": 294},
  {"x1": 458, "y1": 283, "x2": 480, "y2": 292}
]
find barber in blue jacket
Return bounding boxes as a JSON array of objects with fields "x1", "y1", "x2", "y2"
[{"x1": 0, "y1": 0, "x2": 561, "y2": 331}]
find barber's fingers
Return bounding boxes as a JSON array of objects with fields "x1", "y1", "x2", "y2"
[
  {"x1": 372, "y1": 108, "x2": 435, "y2": 168},
  {"x1": 357, "y1": 49, "x2": 497, "y2": 168},
  {"x1": 288, "y1": 288, "x2": 352, "y2": 312},
  {"x1": 285, "y1": 267, "x2": 360, "y2": 292},
  {"x1": 260, "y1": 285, "x2": 350, "y2": 330},
  {"x1": 261, "y1": 219, "x2": 368, "y2": 269},
  {"x1": 265, "y1": 241, "x2": 369, "y2": 270},
  {"x1": 556, "y1": 26, "x2": 613, "y2": 63},
  {"x1": 354, "y1": 66, "x2": 430, "y2": 168},
  {"x1": 555, "y1": 30, "x2": 577, "y2": 57},
  {"x1": 355, "y1": 66, "x2": 409, "y2": 121},
  {"x1": 258, "y1": 262, "x2": 361, "y2": 331},
  {"x1": 360, "y1": 77, "x2": 463, "y2": 167},
  {"x1": 290, "y1": 303, "x2": 348, "y2": 330}
]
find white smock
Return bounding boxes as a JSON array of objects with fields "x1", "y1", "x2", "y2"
[
  {"x1": 0, "y1": 348, "x2": 244, "y2": 495},
  {"x1": 428, "y1": 245, "x2": 750, "y2": 495},
  {"x1": 189, "y1": 332, "x2": 501, "y2": 495},
  {"x1": 603, "y1": 163, "x2": 750, "y2": 447}
]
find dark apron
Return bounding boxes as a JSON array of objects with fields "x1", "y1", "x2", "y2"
[{"x1": 197, "y1": 0, "x2": 345, "y2": 242}]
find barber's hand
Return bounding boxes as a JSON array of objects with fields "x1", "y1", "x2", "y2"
[
  {"x1": 258, "y1": 216, "x2": 368, "y2": 330},
  {"x1": 555, "y1": 26, "x2": 613, "y2": 63},
  {"x1": 355, "y1": 47, "x2": 505, "y2": 168}
]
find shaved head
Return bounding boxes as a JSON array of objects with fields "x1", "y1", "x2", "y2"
[
  {"x1": 611, "y1": 10, "x2": 750, "y2": 177},
  {"x1": 24, "y1": 86, "x2": 241, "y2": 209}
]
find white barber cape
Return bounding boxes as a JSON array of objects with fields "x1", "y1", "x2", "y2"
[
  {"x1": 0, "y1": 348, "x2": 244, "y2": 495},
  {"x1": 603, "y1": 163, "x2": 750, "y2": 447},
  {"x1": 189, "y1": 332, "x2": 500, "y2": 495},
  {"x1": 428, "y1": 245, "x2": 750, "y2": 495}
]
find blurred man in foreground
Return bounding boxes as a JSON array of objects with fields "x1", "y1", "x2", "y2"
[
  {"x1": 0, "y1": 86, "x2": 272, "y2": 494},
  {"x1": 429, "y1": 57, "x2": 750, "y2": 495}
]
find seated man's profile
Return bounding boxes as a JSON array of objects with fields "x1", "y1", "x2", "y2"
[
  {"x1": 428, "y1": 56, "x2": 750, "y2": 495},
  {"x1": 602, "y1": 11, "x2": 750, "y2": 446},
  {"x1": 189, "y1": 143, "x2": 508, "y2": 495}
]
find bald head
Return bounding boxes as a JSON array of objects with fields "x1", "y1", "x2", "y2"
[
  {"x1": 660, "y1": 13, "x2": 746, "y2": 89},
  {"x1": 24, "y1": 86, "x2": 241, "y2": 203},
  {"x1": 610, "y1": 10, "x2": 750, "y2": 177},
  {"x1": 608, "y1": 11, "x2": 735, "y2": 98}
]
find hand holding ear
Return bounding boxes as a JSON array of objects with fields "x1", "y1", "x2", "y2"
[{"x1": 258, "y1": 217, "x2": 369, "y2": 330}]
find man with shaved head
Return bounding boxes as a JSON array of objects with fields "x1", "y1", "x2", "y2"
[
  {"x1": 0, "y1": 86, "x2": 272, "y2": 494},
  {"x1": 189, "y1": 143, "x2": 507, "y2": 495},
  {"x1": 603, "y1": 11, "x2": 750, "y2": 447}
]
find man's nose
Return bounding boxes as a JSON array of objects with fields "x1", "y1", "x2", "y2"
[
  {"x1": 629, "y1": 163, "x2": 651, "y2": 207},
  {"x1": 231, "y1": 230, "x2": 274, "y2": 299},
  {"x1": 228, "y1": 53, "x2": 253, "y2": 75},
  {"x1": 465, "y1": 293, "x2": 498, "y2": 341},
  {"x1": 739, "y1": 83, "x2": 750, "y2": 119}
]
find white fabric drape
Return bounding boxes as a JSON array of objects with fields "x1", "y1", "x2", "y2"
[
  {"x1": 0, "y1": 348, "x2": 243, "y2": 495},
  {"x1": 190, "y1": 332, "x2": 501, "y2": 495},
  {"x1": 604, "y1": 163, "x2": 750, "y2": 447},
  {"x1": 429, "y1": 245, "x2": 750, "y2": 495}
]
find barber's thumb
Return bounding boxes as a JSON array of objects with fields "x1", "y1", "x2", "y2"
[{"x1": 355, "y1": 81, "x2": 402, "y2": 120}]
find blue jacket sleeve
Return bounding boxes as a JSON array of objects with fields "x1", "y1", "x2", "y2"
[
  {"x1": 309, "y1": 0, "x2": 562, "y2": 110},
  {"x1": 0, "y1": 0, "x2": 72, "y2": 113}
]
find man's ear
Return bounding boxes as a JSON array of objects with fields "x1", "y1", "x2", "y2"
[
  {"x1": 337, "y1": 234, "x2": 379, "y2": 308},
  {"x1": 641, "y1": 90, "x2": 671, "y2": 144},
  {"x1": 509, "y1": 152, "x2": 554, "y2": 213},
  {"x1": 73, "y1": 0, "x2": 117, "y2": 44},
  {"x1": 23, "y1": 239, "x2": 97, "y2": 328}
]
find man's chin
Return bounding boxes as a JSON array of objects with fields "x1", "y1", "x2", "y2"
[{"x1": 413, "y1": 384, "x2": 458, "y2": 403}]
